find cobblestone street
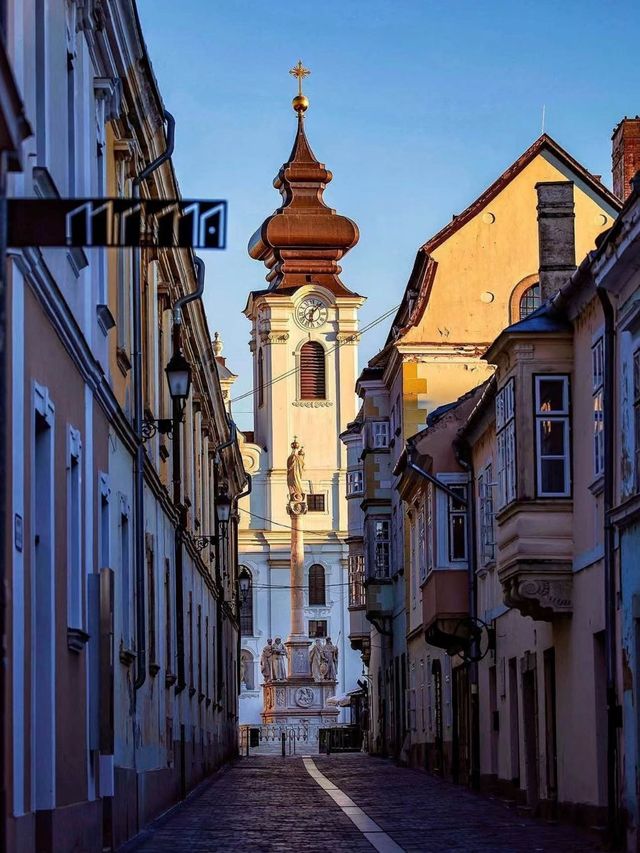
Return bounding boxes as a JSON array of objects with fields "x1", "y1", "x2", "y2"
[{"x1": 125, "y1": 754, "x2": 603, "y2": 852}]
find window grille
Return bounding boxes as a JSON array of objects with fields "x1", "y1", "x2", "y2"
[
  {"x1": 300, "y1": 341, "x2": 326, "y2": 399},
  {"x1": 308, "y1": 564, "x2": 326, "y2": 605},
  {"x1": 519, "y1": 283, "x2": 541, "y2": 320}
]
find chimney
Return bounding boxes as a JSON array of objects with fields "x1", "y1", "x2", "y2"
[
  {"x1": 536, "y1": 181, "x2": 576, "y2": 302},
  {"x1": 612, "y1": 117, "x2": 640, "y2": 201}
]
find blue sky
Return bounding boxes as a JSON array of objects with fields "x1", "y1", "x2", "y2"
[{"x1": 138, "y1": 0, "x2": 640, "y2": 430}]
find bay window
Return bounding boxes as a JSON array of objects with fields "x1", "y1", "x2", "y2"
[
  {"x1": 534, "y1": 375, "x2": 571, "y2": 497},
  {"x1": 347, "y1": 469, "x2": 363, "y2": 496},
  {"x1": 496, "y1": 379, "x2": 516, "y2": 508},
  {"x1": 592, "y1": 338, "x2": 604, "y2": 478}
]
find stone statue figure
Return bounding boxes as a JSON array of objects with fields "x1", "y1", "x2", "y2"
[
  {"x1": 323, "y1": 637, "x2": 338, "y2": 681},
  {"x1": 272, "y1": 637, "x2": 288, "y2": 681},
  {"x1": 260, "y1": 639, "x2": 274, "y2": 682},
  {"x1": 286, "y1": 439, "x2": 305, "y2": 501},
  {"x1": 309, "y1": 638, "x2": 324, "y2": 681}
]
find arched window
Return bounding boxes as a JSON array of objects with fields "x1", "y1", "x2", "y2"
[
  {"x1": 239, "y1": 567, "x2": 253, "y2": 636},
  {"x1": 300, "y1": 342, "x2": 326, "y2": 400},
  {"x1": 519, "y1": 283, "x2": 541, "y2": 320},
  {"x1": 257, "y1": 349, "x2": 264, "y2": 408},
  {"x1": 240, "y1": 649, "x2": 254, "y2": 690},
  {"x1": 309, "y1": 564, "x2": 326, "y2": 605}
]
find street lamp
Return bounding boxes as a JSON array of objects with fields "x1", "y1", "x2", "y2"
[
  {"x1": 215, "y1": 483, "x2": 232, "y2": 527},
  {"x1": 165, "y1": 350, "x2": 192, "y2": 407},
  {"x1": 239, "y1": 570, "x2": 250, "y2": 605},
  {"x1": 142, "y1": 350, "x2": 192, "y2": 442}
]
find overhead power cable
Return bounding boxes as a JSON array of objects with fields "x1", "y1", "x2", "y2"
[{"x1": 230, "y1": 303, "x2": 400, "y2": 405}]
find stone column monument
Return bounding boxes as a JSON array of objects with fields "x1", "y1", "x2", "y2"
[{"x1": 260, "y1": 439, "x2": 339, "y2": 745}]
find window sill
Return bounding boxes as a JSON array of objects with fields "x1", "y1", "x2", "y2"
[
  {"x1": 119, "y1": 646, "x2": 136, "y2": 667},
  {"x1": 292, "y1": 400, "x2": 333, "y2": 408},
  {"x1": 96, "y1": 303, "x2": 116, "y2": 335},
  {"x1": 116, "y1": 346, "x2": 131, "y2": 376},
  {"x1": 589, "y1": 474, "x2": 605, "y2": 497},
  {"x1": 67, "y1": 626, "x2": 89, "y2": 653}
]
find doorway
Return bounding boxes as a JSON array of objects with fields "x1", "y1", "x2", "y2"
[{"x1": 522, "y1": 656, "x2": 539, "y2": 810}]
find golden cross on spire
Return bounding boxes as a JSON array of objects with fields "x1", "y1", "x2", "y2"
[{"x1": 289, "y1": 60, "x2": 310, "y2": 97}]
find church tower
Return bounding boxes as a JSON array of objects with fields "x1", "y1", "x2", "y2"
[{"x1": 238, "y1": 65, "x2": 365, "y2": 723}]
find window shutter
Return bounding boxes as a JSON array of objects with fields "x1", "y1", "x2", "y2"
[{"x1": 300, "y1": 342, "x2": 326, "y2": 399}]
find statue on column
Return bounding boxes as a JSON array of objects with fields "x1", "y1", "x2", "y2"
[
  {"x1": 287, "y1": 438, "x2": 306, "y2": 502},
  {"x1": 309, "y1": 638, "x2": 324, "y2": 681},
  {"x1": 272, "y1": 637, "x2": 288, "y2": 681},
  {"x1": 323, "y1": 637, "x2": 338, "y2": 681},
  {"x1": 260, "y1": 639, "x2": 274, "y2": 682}
]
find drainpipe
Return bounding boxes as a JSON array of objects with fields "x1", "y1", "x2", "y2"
[
  {"x1": 454, "y1": 437, "x2": 481, "y2": 791},
  {"x1": 596, "y1": 284, "x2": 620, "y2": 845},
  {"x1": 132, "y1": 110, "x2": 175, "y2": 693},
  {"x1": 171, "y1": 253, "x2": 204, "y2": 695}
]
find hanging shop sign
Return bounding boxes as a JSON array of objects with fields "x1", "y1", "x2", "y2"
[{"x1": 7, "y1": 198, "x2": 227, "y2": 249}]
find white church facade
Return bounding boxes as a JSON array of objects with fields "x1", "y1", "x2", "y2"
[{"x1": 235, "y1": 75, "x2": 365, "y2": 725}]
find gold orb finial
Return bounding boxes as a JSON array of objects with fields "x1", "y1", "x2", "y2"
[{"x1": 289, "y1": 60, "x2": 310, "y2": 115}]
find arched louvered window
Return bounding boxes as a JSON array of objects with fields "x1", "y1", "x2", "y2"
[
  {"x1": 519, "y1": 283, "x2": 541, "y2": 320},
  {"x1": 239, "y1": 567, "x2": 253, "y2": 636},
  {"x1": 309, "y1": 564, "x2": 326, "y2": 606},
  {"x1": 257, "y1": 349, "x2": 264, "y2": 408},
  {"x1": 300, "y1": 342, "x2": 326, "y2": 400}
]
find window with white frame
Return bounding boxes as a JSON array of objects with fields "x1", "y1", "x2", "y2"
[
  {"x1": 534, "y1": 375, "x2": 571, "y2": 497},
  {"x1": 496, "y1": 379, "x2": 516, "y2": 509},
  {"x1": 371, "y1": 420, "x2": 390, "y2": 449},
  {"x1": 67, "y1": 427, "x2": 83, "y2": 629},
  {"x1": 372, "y1": 519, "x2": 391, "y2": 578},
  {"x1": 447, "y1": 485, "x2": 467, "y2": 561},
  {"x1": 634, "y1": 349, "x2": 640, "y2": 491},
  {"x1": 593, "y1": 338, "x2": 604, "y2": 478},
  {"x1": 346, "y1": 469, "x2": 364, "y2": 496},
  {"x1": 477, "y1": 464, "x2": 496, "y2": 566}
]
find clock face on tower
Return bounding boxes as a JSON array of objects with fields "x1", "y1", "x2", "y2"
[{"x1": 296, "y1": 297, "x2": 328, "y2": 329}]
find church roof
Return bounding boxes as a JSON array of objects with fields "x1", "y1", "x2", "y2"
[{"x1": 247, "y1": 109, "x2": 360, "y2": 298}]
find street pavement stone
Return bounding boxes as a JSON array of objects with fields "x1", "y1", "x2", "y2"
[
  {"x1": 315, "y1": 754, "x2": 602, "y2": 852},
  {"x1": 124, "y1": 753, "x2": 603, "y2": 852}
]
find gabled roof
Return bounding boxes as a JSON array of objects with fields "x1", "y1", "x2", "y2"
[
  {"x1": 423, "y1": 133, "x2": 620, "y2": 255},
  {"x1": 382, "y1": 133, "x2": 622, "y2": 349}
]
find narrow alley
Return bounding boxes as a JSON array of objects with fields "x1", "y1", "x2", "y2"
[{"x1": 124, "y1": 755, "x2": 602, "y2": 852}]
